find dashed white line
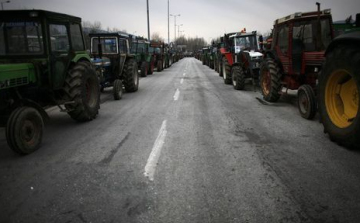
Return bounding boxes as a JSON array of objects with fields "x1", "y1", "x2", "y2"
[
  {"x1": 180, "y1": 78, "x2": 184, "y2": 84},
  {"x1": 144, "y1": 120, "x2": 168, "y2": 181},
  {"x1": 173, "y1": 88, "x2": 180, "y2": 101}
]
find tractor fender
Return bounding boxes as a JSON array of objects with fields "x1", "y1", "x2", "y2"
[
  {"x1": 223, "y1": 52, "x2": 234, "y2": 66},
  {"x1": 325, "y1": 31, "x2": 360, "y2": 56}
]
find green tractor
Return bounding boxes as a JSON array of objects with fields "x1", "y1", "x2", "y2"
[
  {"x1": 0, "y1": 10, "x2": 100, "y2": 154},
  {"x1": 318, "y1": 13, "x2": 360, "y2": 148},
  {"x1": 164, "y1": 44, "x2": 172, "y2": 69},
  {"x1": 150, "y1": 41, "x2": 165, "y2": 72},
  {"x1": 89, "y1": 32, "x2": 139, "y2": 99},
  {"x1": 131, "y1": 36, "x2": 152, "y2": 77}
]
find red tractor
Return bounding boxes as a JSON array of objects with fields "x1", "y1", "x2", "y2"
[
  {"x1": 260, "y1": 3, "x2": 334, "y2": 119},
  {"x1": 219, "y1": 30, "x2": 264, "y2": 90}
]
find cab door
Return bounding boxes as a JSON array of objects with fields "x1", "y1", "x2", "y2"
[{"x1": 49, "y1": 23, "x2": 71, "y2": 90}]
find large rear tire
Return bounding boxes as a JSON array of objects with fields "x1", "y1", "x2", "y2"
[
  {"x1": 297, "y1": 85, "x2": 317, "y2": 120},
  {"x1": 148, "y1": 59, "x2": 154, "y2": 75},
  {"x1": 157, "y1": 60, "x2": 162, "y2": 72},
  {"x1": 123, "y1": 59, "x2": 139, "y2": 92},
  {"x1": 260, "y1": 58, "x2": 282, "y2": 102},
  {"x1": 222, "y1": 57, "x2": 232, "y2": 85},
  {"x1": 319, "y1": 44, "x2": 360, "y2": 149},
  {"x1": 64, "y1": 62, "x2": 100, "y2": 122},
  {"x1": 6, "y1": 107, "x2": 44, "y2": 155},
  {"x1": 218, "y1": 59, "x2": 223, "y2": 76},
  {"x1": 232, "y1": 66, "x2": 245, "y2": 90}
]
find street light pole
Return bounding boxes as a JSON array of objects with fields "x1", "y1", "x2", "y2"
[
  {"x1": 167, "y1": 0, "x2": 169, "y2": 44},
  {"x1": 1, "y1": 0, "x2": 10, "y2": 10},
  {"x1": 146, "y1": 0, "x2": 150, "y2": 40},
  {"x1": 170, "y1": 14, "x2": 180, "y2": 42}
]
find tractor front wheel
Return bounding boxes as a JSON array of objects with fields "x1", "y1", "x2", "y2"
[
  {"x1": 113, "y1": 79, "x2": 123, "y2": 100},
  {"x1": 157, "y1": 60, "x2": 162, "y2": 71},
  {"x1": 260, "y1": 58, "x2": 282, "y2": 102},
  {"x1": 297, "y1": 85, "x2": 317, "y2": 120},
  {"x1": 64, "y1": 62, "x2": 100, "y2": 122},
  {"x1": 232, "y1": 66, "x2": 245, "y2": 90},
  {"x1": 141, "y1": 62, "x2": 148, "y2": 77},
  {"x1": 148, "y1": 59, "x2": 154, "y2": 75},
  {"x1": 6, "y1": 106, "x2": 44, "y2": 155},
  {"x1": 319, "y1": 44, "x2": 360, "y2": 148},
  {"x1": 222, "y1": 57, "x2": 232, "y2": 85}
]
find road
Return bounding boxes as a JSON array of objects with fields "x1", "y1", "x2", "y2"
[{"x1": 1, "y1": 58, "x2": 360, "y2": 223}]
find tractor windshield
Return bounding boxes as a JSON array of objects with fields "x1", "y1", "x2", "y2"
[
  {"x1": 292, "y1": 18, "x2": 332, "y2": 51},
  {"x1": 234, "y1": 35, "x2": 258, "y2": 53},
  {"x1": 91, "y1": 37, "x2": 118, "y2": 54},
  {"x1": 0, "y1": 21, "x2": 44, "y2": 56},
  {"x1": 131, "y1": 42, "x2": 147, "y2": 54}
]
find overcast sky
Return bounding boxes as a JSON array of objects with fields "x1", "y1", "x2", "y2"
[{"x1": 6, "y1": 0, "x2": 359, "y2": 43}]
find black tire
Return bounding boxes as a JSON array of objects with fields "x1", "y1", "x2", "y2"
[
  {"x1": 218, "y1": 59, "x2": 223, "y2": 76},
  {"x1": 297, "y1": 85, "x2": 317, "y2": 120},
  {"x1": 6, "y1": 106, "x2": 44, "y2": 155},
  {"x1": 232, "y1": 66, "x2": 245, "y2": 90},
  {"x1": 64, "y1": 62, "x2": 100, "y2": 122},
  {"x1": 113, "y1": 79, "x2": 123, "y2": 100},
  {"x1": 141, "y1": 62, "x2": 148, "y2": 77},
  {"x1": 157, "y1": 60, "x2": 162, "y2": 72},
  {"x1": 123, "y1": 59, "x2": 139, "y2": 92},
  {"x1": 210, "y1": 60, "x2": 214, "y2": 69},
  {"x1": 148, "y1": 59, "x2": 154, "y2": 74},
  {"x1": 222, "y1": 57, "x2": 232, "y2": 85},
  {"x1": 202, "y1": 59, "x2": 205, "y2": 65},
  {"x1": 163, "y1": 58, "x2": 166, "y2": 69},
  {"x1": 319, "y1": 44, "x2": 360, "y2": 149},
  {"x1": 214, "y1": 59, "x2": 217, "y2": 72},
  {"x1": 259, "y1": 58, "x2": 282, "y2": 102}
]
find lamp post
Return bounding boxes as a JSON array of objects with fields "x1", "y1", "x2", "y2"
[
  {"x1": 170, "y1": 13, "x2": 180, "y2": 42},
  {"x1": 1, "y1": 0, "x2": 10, "y2": 10},
  {"x1": 177, "y1": 24, "x2": 183, "y2": 39},
  {"x1": 167, "y1": 0, "x2": 169, "y2": 44},
  {"x1": 146, "y1": 0, "x2": 150, "y2": 40}
]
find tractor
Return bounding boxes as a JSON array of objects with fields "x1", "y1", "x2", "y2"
[
  {"x1": 0, "y1": 10, "x2": 100, "y2": 154},
  {"x1": 219, "y1": 30, "x2": 264, "y2": 90},
  {"x1": 150, "y1": 41, "x2": 165, "y2": 72},
  {"x1": 89, "y1": 32, "x2": 139, "y2": 100},
  {"x1": 318, "y1": 13, "x2": 360, "y2": 148},
  {"x1": 131, "y1": 36, "x2": 152, "y2": 77},
  {"x1": 201, "y1": 46, "x2": 211, "y2": 66},
  {"x1": 260, "y1": 4, "x2": 334, "y2": 119}
]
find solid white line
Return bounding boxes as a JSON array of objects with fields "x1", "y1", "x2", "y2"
[
  {"x1": 180, "y1": 78, "x2": 184, "y2": 84},
  {"x1": 173, "y1": 88, "x2": 180, "y2": 101},
  {"x1": 144, "y1": 120, "x2": 167, "y2": 181}
]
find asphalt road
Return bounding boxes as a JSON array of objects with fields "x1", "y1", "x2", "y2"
[{"x1": 1, "y1": 58, "x2": 360, "y2": 223}]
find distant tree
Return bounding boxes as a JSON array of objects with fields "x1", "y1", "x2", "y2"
[{"x1": 151, "y1": 32, "x2": 164, "y2": 42}]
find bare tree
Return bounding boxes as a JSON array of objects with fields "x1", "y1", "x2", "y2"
[{"x1": 151, "y1": 32, "x2": 164, "y2": 42}]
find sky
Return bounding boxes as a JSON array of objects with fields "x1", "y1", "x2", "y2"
[{"x1": 5, "y1": 0, "x2": 360, "y2": 43}]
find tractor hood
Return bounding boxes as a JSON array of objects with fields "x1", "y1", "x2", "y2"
[{"x1": 0, "y1": 63, "x2": 36, "y2": 90}]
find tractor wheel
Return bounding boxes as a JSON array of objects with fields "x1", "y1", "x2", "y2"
[
  {"x1": 148, "y1": 60, "x2": 154, "y2": 75},
  {"x1": 113, "y1": 79, "x2": 123, "y2": 100},
  {"x1": 64, "y1": 62, "x2": 100, "y2": 122},
  {"x1": 210, "y1": 60, "x2": 214, "y2": 69},
  {"x1": 202, "y1": 59, "x2": 205, "y2": 65},
  {"x1": 214, "y1": 59, "x2": 217, "y2": 72},
  {"x1": 260, "y1": 58, "x2": 282, "y2": 102},
  {"x1": 232, "y1": 66, "x2": 245, "y2": 90},
  {"x1": 163, "y1": 59, "x2": 166, "y2": 69},
  {"x1": 222, "y1": 57, "x2": 232, "y2": 85},
  {"x1": 218, "y1": 59, "x2": 223, "y2": 76},
  {"x1": 140, "y1": 62, "x2": 148, "y2": 77},
  {"x1": 319, "y1": 44, "x2": 360, "y2": 149},
  {"x1": 6, "y1": 107, "x2": 44, "y2": 155},
  {"x1": 297, "y1": 85, "x2": 317, "y2": 120},
  {"x1": 157, "y1": 60, "x2": 162, "y2": 71},
  {"x1": 123, "y1": 59, "x2": 139, "y2": 92}
]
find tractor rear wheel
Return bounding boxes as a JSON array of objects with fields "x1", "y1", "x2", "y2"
[
  {"x1": 297, "y1": 85, "x2": 317, "y2": 119},
  {"x1": 6, "y1": 106, "x2": 44, "y2": 155},
  {"x1": 232, "y1": 66, "x2": 245, "y2": 90},
  {"x1": 218, "y1": 59, "x2": 223, "y2": 76},
  {"x1": 319, "y1": 44, "x2": 360, "y2": 149},
  {"x1": 141, "y1": 62, "x2": 148, "y2": 77},
  {"x1": 113, "y1": 79, "x2": 123, "y2": 100},
  {"x1": 157, "y1": 60, "x2": 162, "y2": 71},
  {"x1": 163, "y1": 58, "x2": 166, "y2": 69},
  {"x1": 214, "y1": 59, "x2": 217, "y2": 72},
  {"x1": 222, "y1": 57, "x2": 232, "y2": 85},
  {"x1": 260, "y1": 58, "x2": 282, "y2": 102},
  {"x1": 64, "y1": 62, "x2": 100, "y2": 122},
  {"x1": 148, "y1": 59, "x2": 154, "y2": 75},
  {"x1": 123, "y1": 59, "x2": 139, "y2": 92}
]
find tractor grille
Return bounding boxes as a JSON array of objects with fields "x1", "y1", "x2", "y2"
[{"x1": 9, "y1": 77, "x2": 28, "y2": 87}]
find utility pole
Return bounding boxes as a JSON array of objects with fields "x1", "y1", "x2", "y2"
[
  {"x1": 167, "y1": 0, "x2": 169, "y2": 44},
  {"x1": 146, "y1": 0, "x2": 150, "y2": 40}
]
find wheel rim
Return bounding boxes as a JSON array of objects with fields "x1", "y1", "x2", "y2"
[
  {"x1": 20, "y1": 118, "x2": 40, "y2": 148},
  {"x1": 325, "y1": 69, "x2": 358, "y2": 128},
  {"x1": 261, "y1": 69, "x2": 271, "y2": 96},
  {"x1": 298, "y1": 90, "x2": 308, "y2": 114}
]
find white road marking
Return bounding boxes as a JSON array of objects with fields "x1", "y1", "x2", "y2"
[
  {"x1": 144, "y1": 120, "x2": 167, "y2": 181},
  {"x1": 173, "y1": 89, "x2": 180, "y2": 101},
  {"x1": 180, "y1": 78, "x2": 184, "y2": 84},
  {"x1": 183, "y1": 73, "x2": 186, "y2": 76}
]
